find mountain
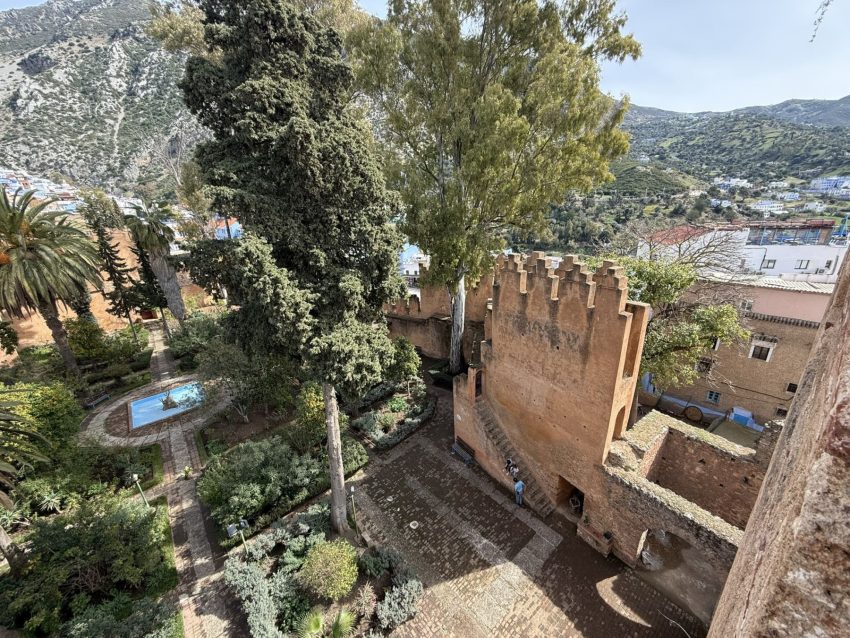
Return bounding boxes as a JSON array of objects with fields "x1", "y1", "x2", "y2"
[
  {"x1": 735, "y1": 95, "x2": 850, "y2": 128},
  {"x1": 623, "y1": 97, "x2": 850, "y2": 182},
  {"x1": 0, "y1": 0, "x2": 194, "y2": 195}
]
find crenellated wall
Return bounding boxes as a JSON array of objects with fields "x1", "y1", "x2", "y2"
[
  {"x1": 454, "y1": 253, "x2": 650, "y2": 540},
  {"x1": 451, "y1": 251, "x2": 778, "y2": 622}
]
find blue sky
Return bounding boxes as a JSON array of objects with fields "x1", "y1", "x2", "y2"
[{"x1": 4, "y1": 0, "x2": 848, "y2": 112}]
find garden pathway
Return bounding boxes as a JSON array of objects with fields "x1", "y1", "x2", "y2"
[{"x1": 80, "y1": 327, "x2": 242, "y2": 638}]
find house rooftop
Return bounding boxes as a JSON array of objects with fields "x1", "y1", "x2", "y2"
[{"x1": 702, "y1": 271, "x2": 836, "y2": 294}]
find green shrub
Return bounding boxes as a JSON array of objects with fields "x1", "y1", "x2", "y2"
[
  {"x1": 216, "y1": 440, "x2": 366, "y2": 548},
  {"x1": 358, "y1": 546, "x2": 401, "y2": 578},
  {"x1": 299, "y1": 539, "x2": 358, "y2": 601},
  {"x1": 386, "y1": 395, "x2": 408, "y2": 413},
  {"x1": 0, "y1": 495, "x2": 171, "y2": 635},
  {"x1": 197, "y1": 436, "x2": 323, "y2": 526},
  {"x1": 375, "y1": 399, "x2": 436, "y2": 450},
  {"x1": 61, "y1": 597, "x2": 178, "y2": 638},
  {"x1": 3, "y1": 382, "x2": 84, "y2": 448},
  {"x1": 376, "y1": 576, "x2": 424, "y2": 631},
  {"x1": 108, "y1": 363, "x2": 132, "y2": 380},
  {"x1": 168, "y1": 312, "x2": 225, "y2": 365},
  {"x1": 347, "y1": 381, "x2": 399, "y2": 413},
  {"x1": 377, "y1": 412, "x2": 396, "y2": 432},
  {"x1": 65, "y1": 317, "x2": 109, "y2": 362},
  {"x1": 129, "y1": 348, "x2": 153, "y2": 371},
  {"x1": 0, "y1": 345, "x2": 64, "y2": 384},
  {"x1": 351, "y1": 411, "x2": 378, "y2": 433},
  {"x1": 224, "y1": 535, "x2": 311, "y2": 635}
]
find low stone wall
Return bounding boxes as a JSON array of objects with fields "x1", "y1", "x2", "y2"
[
  {"x1": 603, "y1": 465, "x2": 742, "y2": 571},
  {"x1": 652, "y1": 426, "x2": 763, "y2": 529}
]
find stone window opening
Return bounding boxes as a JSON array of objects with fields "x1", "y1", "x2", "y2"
[
  {"x1": 786, "y1": 382, "x2": 798, "y2": 393},
  {"x1": 761, "y1": 258, "x2": 776, "y2": 269},
  {"x1": 707, "y1": 390, "x2": 721, "y2": 404},
  {"x1": 556, "y1": 475, "x2": 584, "y2": 520},
  {"x1": 775, "y1": 407, "x2": 788, "y2": 418}
]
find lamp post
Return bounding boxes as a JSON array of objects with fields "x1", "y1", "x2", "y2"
[
  {"x1": 132, "y1": 473, "x2": 150, "y2": 508},
  {"x1": 227, "y1": 519, "x2": 250, "y2": 558},
  {"x1": 350, "y1": 485, "x2": 358, "y2": 535}
]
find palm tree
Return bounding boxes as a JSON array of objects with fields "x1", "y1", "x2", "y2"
[
  {"x1": 126, "y1": 202, "x2": 187, "y2": 325},
  {"x1": 0, "y1": 402, "x2": 48, "y2": 575},
  {"x1": 0, "y1": 189, "x2": 102, "y2": 376}
]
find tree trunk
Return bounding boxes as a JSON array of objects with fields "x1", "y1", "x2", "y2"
[
  {"x1": 323, "y1": 382, "x2": 351, "y2": 536},
  {"x1": 125, "y1": 309, "x2": 140, "y2": 348},
  {"x1": 38, "y1": 297, "x2": 80, "y2": 377},
  {"x1": 0, "y1": 525, "x2": 23, "y2": 575},
  {"x1": 150, "y1": 252, "x2": 186, "y2": 324},
  {"x1": 159, "y1": 307, "x2": 172, "y2": 341},
  {"x1": 449, "y1": 274, "x2": 466, "y2": 375}
]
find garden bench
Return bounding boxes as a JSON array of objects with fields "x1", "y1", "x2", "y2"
[
  {"x1": 451, "y1": 438, "x2": 475, "y2": 466},
  {"x1": 83, "y1": 392, "x2": 111, "y2": 409}
]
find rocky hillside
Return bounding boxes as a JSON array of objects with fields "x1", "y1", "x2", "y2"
[{"x1": 0, "y1": 0, "x2": 194, "y2": 195}]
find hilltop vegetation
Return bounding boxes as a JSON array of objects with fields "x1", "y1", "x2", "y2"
[
  {"x1": 607, "y1": 158, "x2": 704, "y2": 195},
  {"x1": 624, "y1": 97, "x2": 850, "y2": 182}
]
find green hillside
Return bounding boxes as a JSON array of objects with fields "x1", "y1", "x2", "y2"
[
  {"x1": 606, "y1": 158, "x2": 703, "y2": 195},
  {"x1": 624, "y1": 106, "x2": 850, "y2": 182}
]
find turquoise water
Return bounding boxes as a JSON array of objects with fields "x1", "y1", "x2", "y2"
[{"x1": 129, "y1": 382, "x2": 204, "y2": 429}]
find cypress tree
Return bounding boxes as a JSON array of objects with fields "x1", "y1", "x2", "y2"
[
  {"x1": 182, "y1": 0, "x2": 403, "y2": 533},
  {"x1": 79, "y1": 191, "x2": 139, "y2": 340}
]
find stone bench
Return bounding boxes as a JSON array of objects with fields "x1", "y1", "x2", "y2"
[{"x1": 452, "y1": 438, "x2": 475, "y2": 466}]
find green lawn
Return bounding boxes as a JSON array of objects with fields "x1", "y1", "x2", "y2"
[
  {"x1": 146, "y1": 495, "x2": 179, "y2": 598},
  {"x1": 139, "y1": 443, "x2": 165, "y2": 490}
]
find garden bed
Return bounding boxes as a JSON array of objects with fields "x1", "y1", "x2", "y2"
[
  {"x1": 200, "y1": 433, "x2": 370, "y2": 548},
  {"x1": 350, "y1": 380, "x2": 436, "y2": 450},
  {"x1": 222, "y1": 503, "x2": 425, "y2": 637}
]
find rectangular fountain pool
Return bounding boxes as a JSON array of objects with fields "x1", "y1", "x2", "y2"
[{"x1": 129, "y1": 382, "x2": 204, "y2": 429}]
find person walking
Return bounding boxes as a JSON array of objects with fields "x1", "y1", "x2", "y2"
[
  {"x1": 514, "y1": 477, "x2": 525, "y2": 507},
  {"x1": 510, "y1": 463, "x2": 519, "y2": 480},
  {"x1": 505, "y1": 457, "x2": 513, "y2": 474}
]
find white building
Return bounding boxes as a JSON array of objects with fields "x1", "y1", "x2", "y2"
[
  {"x1": 777, "y1": 192, "x2": 800, "y2": 201},
  {"x1": 768, "y1": 181, "x2": 789, "y2": 189},
  {"x1": 805, "y1": 202, "x2": 826, "y2": 213},
  {"x1": 751, "y1": 200, "x2": 785, "y2": 217},
  {"x1": 637, "y1": 221, "x2": 848, "y2": 283}
]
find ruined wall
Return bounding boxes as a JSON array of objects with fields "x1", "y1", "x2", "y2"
[
  {"x1": 651, "y1": 426, "x2": 765, "y2": 529},
  {"x1": 708, "y1": 251, "x2": 850, "y2": 636}
]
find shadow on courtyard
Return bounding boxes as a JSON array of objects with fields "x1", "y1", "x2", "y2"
[{"x1": 353, "y1": 377, "x2": 707, "y2": 638}]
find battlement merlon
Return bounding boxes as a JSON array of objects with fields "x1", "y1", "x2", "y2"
[{"x1": 493, "y1": 252, "x2": 635, "y2": 315}]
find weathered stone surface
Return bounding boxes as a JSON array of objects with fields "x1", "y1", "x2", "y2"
[{"x1": 708, "y1": 256, "x2": 850, "y2": 637}]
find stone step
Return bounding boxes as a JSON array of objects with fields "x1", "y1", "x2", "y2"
[{"x1": 474, "y1": 402, "x2": 555, "y2": 517}]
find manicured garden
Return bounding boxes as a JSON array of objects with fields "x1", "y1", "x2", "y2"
[{"x1": 223, "y1": 503, "x2": 424, "y2": 637}]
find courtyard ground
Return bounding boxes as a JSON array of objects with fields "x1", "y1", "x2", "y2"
[
  {"x1": 352, "y1": 383, "x2": 706, "y2": 638},
  {"x1": 75, "y1": 334, "x2": 706, "y2": 638}
]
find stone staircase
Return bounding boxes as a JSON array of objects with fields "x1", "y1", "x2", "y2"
[{"x1": 474, "y1": 401, "x2": 556, "y2": 517}]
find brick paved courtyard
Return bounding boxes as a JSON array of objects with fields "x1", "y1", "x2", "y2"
[{"x1": 355, "y1": 387, "x2": 706, "y2": 638}]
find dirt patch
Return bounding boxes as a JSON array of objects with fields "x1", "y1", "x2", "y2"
[{"x1": 199, "y1": 408, "x2": 291, "y2": 451}]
